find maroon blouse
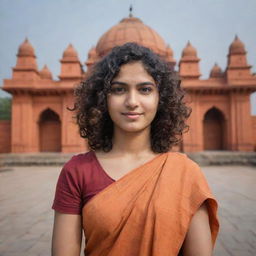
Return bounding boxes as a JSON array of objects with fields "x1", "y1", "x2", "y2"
[{"x1": 52, "y1": 151, "x2": 115, "y2": 215}]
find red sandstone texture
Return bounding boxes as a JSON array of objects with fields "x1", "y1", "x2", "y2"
[
  {"x1": 0, "y1": 121, "x2": 11, "y2": 153},
  {"x1": 1, "y1": 16, "x2": 256, "y2": 153}
]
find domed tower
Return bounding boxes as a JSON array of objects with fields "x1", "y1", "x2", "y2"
[
  {"x1": 209, "y1": 63, "x2": 223, "y2": 78},
  {"x1": 179, "y1": 41, "x2": 201, "y2": 79},
  {"x1": 226, "y1": 35, "x2": 252, "y2": 80},
  {"x1": 59, "y1": 44, "x2": 83, "y2": 80},
  {"x1": 12, "y1": 38, "x2": 39, "y2": 80},
  {"x1": 88, "y1": 14, "x2": 175, "y2": 69},
  {"x1": 39, "y1": 65, "x2": 53, "y2": 80}
]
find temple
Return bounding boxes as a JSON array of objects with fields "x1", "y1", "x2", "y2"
[{"x1": 1, "y1": 16, "x2": 256, "y2": 153}]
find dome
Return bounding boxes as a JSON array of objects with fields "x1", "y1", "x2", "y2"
[
  {"x1": 96, "y1": 16, "x2": 167, "y2": 57},
  {"x1": 18, "y1": 38, "x2": 35, "y2": 57},
  {"x1": 40, "y1": 65, "x2": 52, "y2": 79},
  {"x1": 210, "y1": 63, "x2": 222, "y2": 78},
  {"x1": 182, "y1": 41, "x2": 197, "y2": 58},
  {"x1": 229, "y1": 35, "x2": 246, "y2": 54},
  {"x1": 63, "y1": 44, "x2": 79, "y2": 60}
]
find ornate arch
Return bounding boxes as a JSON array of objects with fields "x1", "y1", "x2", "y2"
[
  {"x1": 38, "y1": 108, "x2": 61, "y2": 152},
  {"x1": 203, "y1": 107, "x2": 226, "y2": 150},
  {"x1": 36, "y1": 106, "x2": 62, "y2": 123},
  {"x1": 202, "y1": 105, "x2": 228, "y2": 122}
]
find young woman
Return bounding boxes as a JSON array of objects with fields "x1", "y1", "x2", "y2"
[{"x1": 51, "y1": 43, "x2": 219, "y2": 256}]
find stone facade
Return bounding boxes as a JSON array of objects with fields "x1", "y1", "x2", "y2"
[
  {"x1": 1, "y1": 16, "x2": 256, "y2": 153},
  {"x1": 0, "y1": 120, "x2": 11, "y2": 153}
]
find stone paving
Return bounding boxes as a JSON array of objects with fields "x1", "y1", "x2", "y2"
[{"x1": 0, "y1": 164, "x2": 255, "y2": 256}]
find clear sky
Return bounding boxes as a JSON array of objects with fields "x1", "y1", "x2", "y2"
[{"x1": 0, "y1": 0, "x2": 255, "y2": 113}]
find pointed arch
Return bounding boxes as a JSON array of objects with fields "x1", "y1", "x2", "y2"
[
  {"x1": 38, "y1": 108, "x2": 61, "y2": 152},
  {"x1": 203, "y1": 107, "x2": 226, "y2": 150}
]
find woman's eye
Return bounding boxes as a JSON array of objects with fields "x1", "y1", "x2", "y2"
[
  {"x1": 110, "y1": 87, "x2": 125, "y2": 94},
  {"x1": 140, "y1": 87, "x2": 153, "y2": 94}
]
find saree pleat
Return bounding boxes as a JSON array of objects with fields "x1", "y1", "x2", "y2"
[{"x1": 82, "y1": 152, "x2": 219, "y2": 256}]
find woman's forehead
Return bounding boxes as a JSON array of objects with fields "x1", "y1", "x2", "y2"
[{"x1": 113, "y1": 61, "x2": 154, "y2": 81}]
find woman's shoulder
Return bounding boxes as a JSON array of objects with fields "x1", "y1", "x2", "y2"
[
  {"x1": 166, "y1": 151, "x2": 212, "y2": 195},
  {"x1": 166, "y1": 151, "x2": 197, "y2": 165},
  {"x1": 166, "y1": 151, "x2": 202, "y2": 176},
  {"x1": 62, "y1": 151, "x2": 95, "y2": 172}
]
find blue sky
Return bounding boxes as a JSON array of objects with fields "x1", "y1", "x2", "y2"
[{"x1": 0, "y1": 0, "x2": 256, "y2": 114}]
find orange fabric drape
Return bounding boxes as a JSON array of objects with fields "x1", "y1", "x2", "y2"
[{"x1": 82, "y1": 152, "x2": 219, "y2": 256}]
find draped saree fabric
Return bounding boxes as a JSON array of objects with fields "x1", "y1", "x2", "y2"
[{"x1": 82, "y1": 152, "x2": 219, "y2": 256}]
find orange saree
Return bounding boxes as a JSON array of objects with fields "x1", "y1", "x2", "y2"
[{"x1": 82, "y1": 152, "x2": 219, "y2": 256}]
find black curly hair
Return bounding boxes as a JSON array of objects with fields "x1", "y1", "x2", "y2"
[{"x1": 72, "y1": 42, "x2": 191, "y2": 153}]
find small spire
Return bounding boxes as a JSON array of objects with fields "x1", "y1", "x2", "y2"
[
  {"x1": 129, "y1": 4, "x2": 133, "y2": 17},
  {"x1": 40, "y1": 64, "x2": 52, "y2": 79}
]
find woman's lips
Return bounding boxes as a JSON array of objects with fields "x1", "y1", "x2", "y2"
[{"x1": 122, "y1": 112, "x2": 143, "y2": 119}]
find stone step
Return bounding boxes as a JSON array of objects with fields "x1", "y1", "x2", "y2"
[
  {"x1": 0, "y1": 152, "x2": 74, "y2": 167},
  {"x1": 188, "y1": 151, "x2": 256, "y2": 166},
  {"x1": 0, "y1": 151, "x2": 255, "y2": 167}
]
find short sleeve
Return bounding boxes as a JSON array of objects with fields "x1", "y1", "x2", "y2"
[
  {"x1": 52, "y1": 161, "x2": 83, "y2": 215},
  {"x1": 186, "y1": 157, "x2": 220, "y2": 247}
]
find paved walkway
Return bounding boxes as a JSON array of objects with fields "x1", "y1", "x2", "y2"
[{"x1": 0, "y1": 164, "x2": 255, "y2": 256}]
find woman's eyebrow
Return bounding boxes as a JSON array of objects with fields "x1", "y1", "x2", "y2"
[
  {"x1": 110, "y1": 81, "x2": 127, "y2": 86},
  {"x1": 137, "y1": 82, "x2": 156, "y2": 86},
  {"x1": 111, "y1": 81, "x2": 156, "y2": 86}
]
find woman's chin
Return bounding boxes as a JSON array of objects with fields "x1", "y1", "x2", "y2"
[{"x1": 116, "y1": 124, "x2": 150, "y2": 134}]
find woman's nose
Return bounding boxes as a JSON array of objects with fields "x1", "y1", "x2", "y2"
[{"x1": 125, "y1": 91, "x2": 139, "y2": 109}]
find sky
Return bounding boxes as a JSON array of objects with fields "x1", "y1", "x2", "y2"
[{"x1": 0, "y1": 0, "x2": 256, "y2": 114}]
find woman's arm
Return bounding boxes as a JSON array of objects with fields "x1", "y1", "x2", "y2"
[
  {"x1": 182, "y1": 201, "x2": 213, "y2": 256},
  {"x1": 51, "y1": 211, "x2": 83, "y2": 256}
]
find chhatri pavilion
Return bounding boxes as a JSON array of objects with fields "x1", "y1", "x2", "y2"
[{"x1": 1, "y1": 14, "x2": 256, "y2": 153}]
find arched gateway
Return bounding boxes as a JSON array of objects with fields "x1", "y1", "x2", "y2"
[
  {"x1": 39, "y1": 109, "x2": 61, "y2": 152},
  {"x1": 203, "y1": 108, "x2": 225, "y2": 150}
]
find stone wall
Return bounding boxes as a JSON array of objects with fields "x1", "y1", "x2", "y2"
[
  {"x1": 1, "y1": 117, "x2": 256, "y2": 154},
  {"x1": 0, "y1": 120, "x2": 11, "y2": 153}
]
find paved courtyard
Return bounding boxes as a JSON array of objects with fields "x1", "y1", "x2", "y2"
[{"x1": 0, "y1": 163, "x2": 255, "y2": 256}]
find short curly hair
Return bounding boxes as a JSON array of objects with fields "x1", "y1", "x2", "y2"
[{"x1": 72, "y1": 42, "x2": 191, "y2": 153}]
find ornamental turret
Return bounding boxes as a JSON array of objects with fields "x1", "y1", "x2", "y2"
[
  {"x1": 179, "y1": 41, "x2": 201, "y2": 79},
  {"x1": 226, "y1": 35, "x2": 252, "y2": 80},
  {"x1": 12, "y1": 38, "x2": 39, "y2": 80},
  {"x1": 85, "y1": 46, "x2": 99, "y2": 71},
  {"x1": 39, "y1": 65, "x2": 53, "y2": 80},
  {"x1": 165, "y1": 45, "x2": 176, "y2": 70},
  {"x1": 59, "y1": 44, "x2": 83, "y2": 80},
  {"x1": 210, "y1": 63, "x2": 223, "y2": 78}
]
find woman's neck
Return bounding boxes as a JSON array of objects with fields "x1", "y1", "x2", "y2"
[{"x1": 111, "y1": 127, "x2": 152, "y2": 156}]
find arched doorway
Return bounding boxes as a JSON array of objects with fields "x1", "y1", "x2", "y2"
[
  {"x1": 39, "y1": 109, "x2": 61, "y2": 152},
  {"x1": 203, "y1": 108, "x2": 225, "y2": 150}
]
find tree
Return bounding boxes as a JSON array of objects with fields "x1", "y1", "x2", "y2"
[{"x1": 0, "y1": 97, "x2": 11, "y2": 120}]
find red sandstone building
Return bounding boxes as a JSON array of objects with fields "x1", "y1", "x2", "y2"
[{"x1": 1, "y1": 16, "x2": 256, "y2": 153}]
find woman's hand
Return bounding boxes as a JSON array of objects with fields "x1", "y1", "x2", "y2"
[
  {"x1": 182, "y1": 201, "x2": 213, "y2": 256},
  {"x1": 51, "y1": 211, "x2": 82, "y2": 256}
]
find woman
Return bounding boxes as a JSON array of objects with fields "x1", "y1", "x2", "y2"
[{"x1": 51, "y1": 43, "x2": 219, "y2": 256}]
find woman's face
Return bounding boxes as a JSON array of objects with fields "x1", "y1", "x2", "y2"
[{"x1": 107, "y1": 61, "x2": 159, "y2": 134}]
